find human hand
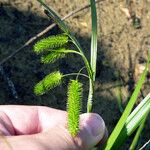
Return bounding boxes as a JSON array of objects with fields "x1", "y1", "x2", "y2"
[{"x1": 0, "y1": 105, "x2": 107, "y2": 150}]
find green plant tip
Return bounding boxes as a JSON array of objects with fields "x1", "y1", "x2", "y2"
[
  {"x1": 67, "y1": 80, "x2": 83, "y2": 136},
  {"x1": 34, "y1": 71, "x2": 63, "y2": 95},
  {"x1": 34, "y1": 34, "x2": 68, "y2": 53}
]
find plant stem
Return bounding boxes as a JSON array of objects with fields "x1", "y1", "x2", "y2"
[
  {"x1": 76, "y1": 66, "x2": 86, "y2": 80},
  {"x1": 139, "y1": 140, "x2": 150, "y2": 150},
  {"x1": 37, "y1": 0, "x2": 97, "y2": 113},
  {"x1": 87, "y1": 79, "x2": 94, "y2": 112},
  {"x1": 63, "y1": 73, "x2": 89, "y2": 79},
  {"x1": 69, "y1": 35, "x2": 93, "y2": 79},
  {"x1": 39, "y1": 0, "x2": 93, "y2": 85},
  {"x1": 50, "y1": 49, "x2": 83, "y2": 56}
]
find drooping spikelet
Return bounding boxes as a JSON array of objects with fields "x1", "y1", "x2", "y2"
[
  {"x1": 34, "y1": 71, "x2": 63, "y2": 95},
  {"x1": 41, "y1": 49, "x2": 66, "y2": 64},
  {"x1": 34, "y1": 34, "x2": 68, "y2": 53},
  {"x1": 67, "y1": 80, "x2": 83, "y2": 136}
]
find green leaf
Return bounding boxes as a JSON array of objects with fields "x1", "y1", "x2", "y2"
[
  {"x1": 129, "y1": 112, "x2": 149, "y2": 150},
  {"x1": 110, "y1": 94, "x2": 150, "y2": 149},
  {"x1": 104, "y1": 54, "x2": 150, "y2": 150},
  {"x1": 125, "y1": 94, "x2": 150, "y2": 136},
  {"x1": 34, "y1": 34, "x2": 68, "y2": 53},
  {"x1": 67, "y1": 80, "x2": 83, "y2": 136},
  {"x1": 87, "y1": 0, "x2": 97, "y2": 112},
  {"x1": 37, "y1": 0, "x2": 69, "y2": 33},
  {"x1": 34, "y1": 71, "x2": 63, "y2": 95},
  {"x1": 90, "y1": 0, "x2": 97, "y2": 81}
]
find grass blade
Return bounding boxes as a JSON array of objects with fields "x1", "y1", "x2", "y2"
[
  {"x1": 125, "y1": 94, "x2": 150, "y2": 136},
  {"x1": 110, "y1": 93, "x2": 150, "y2": 149},
  {"x1": 104, "y1": 54, "x2": 150, "y2": 150},
  {"x1": 90, "y1": 0, "x2": 97, "y2": 81},
  {"x1": 87, "y1": 0, "x2": 97, "y2": 112},
  {"x1": 37, "y1": 0, "x2": 69, "y2": 33},
  {"x1": 129, "y1": 112, "x2": 149, "y2": 150}
]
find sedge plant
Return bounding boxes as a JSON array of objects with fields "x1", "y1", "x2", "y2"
[
  {"x1": 34, "y1": 0, "x2": 150, "y2": 149},
  {"x1": 34, "y1": 0, "x2": 97, "y2": 137}
]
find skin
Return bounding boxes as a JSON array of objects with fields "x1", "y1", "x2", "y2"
[{"x1": 0, "y1": 105, "x2": 107, "y2": 150}]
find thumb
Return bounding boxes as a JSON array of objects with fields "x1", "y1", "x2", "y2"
[
  {"x1": 75, "y1": 113, "x2": 106, "y2": 150},
  {"x1": 39, "y1": 113, "x2": 106, "y2": 150}
]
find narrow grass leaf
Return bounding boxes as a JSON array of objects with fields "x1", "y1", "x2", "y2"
[
  {"x1": 110, "y1": 94, "x2": 150, "y2": 149},
  {"x1": 67, "y1": 80, "x2": 82, "y2": 136},
  {"x1": 37, "y1": 0, "x2": 69, "y2": 33},
  {"x1": 34, "y1": 34, "x2": 68, "y2": 53},
  {"x1": 90, "y1": 0, "x2": 97, "y2": 81},
  {"x1": 126, "y1": 95, "x2": 150, "y2": 135},
  {"x1": 87, "y1": 0, "x2": 97, "y2": 113},
  {"x1": 34, "y1": 71, "x2": 63, "y2": 95},
  {"x1": 104, "y1": 54, "x2": 150, "y2": 150},
  {"x1": 126, "y1": 93, "x2": 150, "y2": 125},
  {"x1": 129, "y1": 112, "x2": 149, "y2": 150}
]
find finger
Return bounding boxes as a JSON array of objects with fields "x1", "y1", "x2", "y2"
[
  {"x1": 76, "y1": 113, "x2": 106, "y2": 149},
  {"x1": 0, "y1": 111, "x2": 15, "y2": 136},
  {"x1": 0, "y1": 105, "x2": 67, "y2": 135},
  {"x1": 96, "y1": 127, "x2": 108, "y2": 147},
  {"x1": 37, "y1": 113, "x2": 106, "y2": 150},
  {"x1": 0, "y1": 106, "x2": 107, "y2": 149},
  {"x1": 2, "y1": 113, "x2": 106, "y2": 150}
]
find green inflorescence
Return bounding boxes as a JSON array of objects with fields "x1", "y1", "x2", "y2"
[
  {"x1": 41, "y1": 50, "x2": 66, "y2": 64},
  {"x1": 34, "y1": 1, "x2": 89, "y2": 138},
  {"x1": 34, "y1": 34, "x2": 68, "y2": 53},
  {"x1": 34, "y1": 71, "x2": 63, "y2": 95},
  {"x1": 67, "y1": 80, "x2": 83, "y2": 136},
  {"x1": 40, "y1": 47, "x2": 80, "y2": 64}
]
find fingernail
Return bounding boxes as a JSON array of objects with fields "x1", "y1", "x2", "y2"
[
  {"x1": 89, "y1": 114, "x2": 105, "y2": 137},
  {"x1": 82, "y1": 113, "x2": 105, "y2": 138},
  {"x1": 78, "y1": 113, "x2": 106, "y2": 149}
]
